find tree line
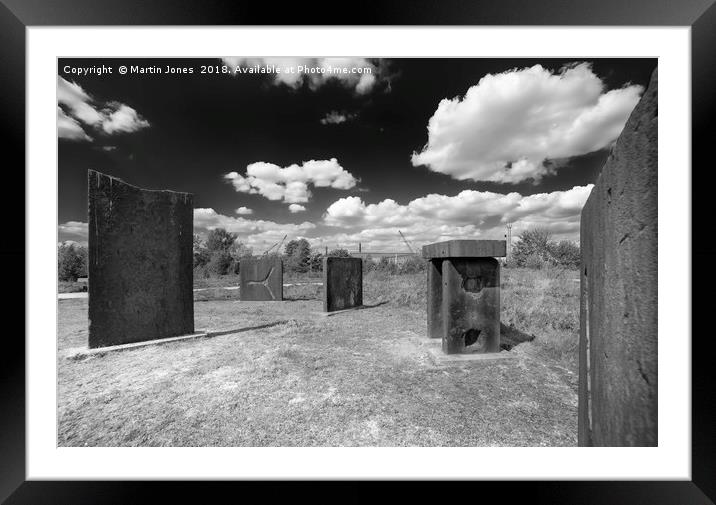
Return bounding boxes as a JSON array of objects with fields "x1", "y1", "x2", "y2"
[
  {"x1": 508, "y1": 228, "x2": 580, "y2": 269},
  {"x1": 57, "y1": 226, "x2": 581, "y2": 282}
]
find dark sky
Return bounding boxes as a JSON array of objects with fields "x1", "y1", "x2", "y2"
[{"x1": 58, "y1": 57, "x2": 656, "y2": 250}]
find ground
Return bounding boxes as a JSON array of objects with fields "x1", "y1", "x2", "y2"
[{"x1": 57, "y1": 267, "x2": 580, "y2": 447}]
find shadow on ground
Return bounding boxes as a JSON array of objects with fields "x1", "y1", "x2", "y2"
[
  {"x1": 357, "y1": 301, "x2": 389, "y2": 310},
  {"x1": 500, "y1": 322, "x2": 536, "y2": 351},
  {"x1": 207, "y1": 321, "x2": 288, "y2": 337}
]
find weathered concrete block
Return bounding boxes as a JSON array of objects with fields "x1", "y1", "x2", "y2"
[
  {"x1": 323, "y1": 257, "x2": 362, "y2": 312},
  {"x1": 442, "y1": 258, "x2": 501, "y2": 354},
  {"x1": 578, "y1": 67, "x2": 658, "y2": 447},
  {"x1": 427, "y1": 259, "x2": 443, "y2": 338},
  {"x1": 423, "y1": 240, "x2": 504, "y2": 354},
  {"x1": 422, "y1": 239, "x2": 506, "y2": 259},
  {"x1": 239, "y1": 257, "x2": 283, "y2": 301},
  {"x1": 87, "y1": 170, "x2": 194, "y2": 348}
]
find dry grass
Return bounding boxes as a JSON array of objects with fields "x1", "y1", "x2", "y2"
[
  {"x1": 192, "y1": 275, "x2": 323, "y2": 302},
  {"x1": 500, "y1": 266, "x2": 580, "y2": 372},
  {"x1": 361, "y1": 267, "x2": 579, "y2": 371},
  {"x1": 193, "y1": 274, "x2": 241, "y2": 290},
  {"x1": 57, "y1": 267, "x2": 579, "y2": 447},
  {"x1": 58, "y1": 281, "x2": 87, "y2": 293}
]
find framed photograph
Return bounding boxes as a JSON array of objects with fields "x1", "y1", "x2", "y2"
[{"x1": 4, "y1": 0, "x2": 713, "y2": 502}]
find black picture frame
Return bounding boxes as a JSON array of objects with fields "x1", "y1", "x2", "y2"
[{"x1": 3, "y1": 1, "x2": 713, "y2": 503}]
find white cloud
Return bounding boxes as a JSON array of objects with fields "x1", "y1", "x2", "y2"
[
  {"x1": 57, "y1": 107, "x2": 91, "y2": 141},
  {"x1": 288, "y1": 204, "x2": 306, "y2": 213},
  {"x1": 59, "y1": 212, "x2": 317, "y2": 252},
  {"x1": 100, "y1": 103, "x2": 150, "y2": 134},
  {"x1": 57, "y1": 78, "x2": 104, "y2": 125},
  {"x1": 58, "y1": 221, "x2": 89, "y2": 241},
  {"x1": 222, "y1": 57, "x2": 388, "y2": 95},
  {"x1": 57, "y1": 76, "x2": 150, "y2": 141},
  {"x1": 235, "y1": 206, "x2": 254, "y2": 215},
  {"x1": 320, "y1": 111, "x2": 356, "y2": 125},
  {"x1": 224, "y1": 158, "x2": 358, "y2": 204},
  {"x1": 411, "y1": 63, "x2": 643, "y2": 184},
  {"x1": 194, "y1": 208, "x2": 315, "y2": 251},
  {"x1": 57, "y1": 184, "x2": 593, "y2": 253},
  {"x1": 321, "y1": 185, "x2": 594, "y2": 249}
]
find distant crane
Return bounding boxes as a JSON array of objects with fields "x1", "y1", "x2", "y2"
[
  {"x1": 398, "y1": 230, "x2": 417, "y2": 255},
  {"x1": 263, "y1": 234, "x2": 287, "y2": 256}
]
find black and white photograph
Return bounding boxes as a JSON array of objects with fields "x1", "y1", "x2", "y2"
[{"x1": 55, "y1": 56, "x2": 658, "y2": 448}]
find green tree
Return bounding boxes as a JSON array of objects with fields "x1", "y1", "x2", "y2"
[
  {"x1": 549, "y1": 240, "x2": 581, "y2": 268},
  {"x1": 309, "y1": 251, "x2": 324, "y2": 273},
  {"x1": 206, "y1": 228, "x2": 238, "y2": 252},
  {"x1": 511, "y1": 228, "x2": 552, "y2": 267},
  {"x1": 202, "y1": 228, "x2": 243, "y2": 276},
  {"x1": 326, "y1": 248, "x2": 351, "y2": 258},
  {"x1": 207, "y1": 251, "x2": 233, "y2": 276},
  {"x1": 228, "y1": 241, "x2": 253, "y2": 261},
  {"x1": 193, "y1": 234, "x2": 211, "y2": 268},
  {"x1": 510, "y1": 227, "x2": 580, "y2": 269},
  {"x1": 284, "y1": 239, "x2": 299, "y2": 258},
  {"x1": 58, "y1": 242, "x2": 87, "y2": 281},
  {"x1": 228, "y1": 241, "x2": 253, "y2": 275},
  {"x1": 284, "y1": 238, "x2": 312, "y2": 273}
]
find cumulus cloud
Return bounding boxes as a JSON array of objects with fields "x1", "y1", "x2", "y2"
[
  {"x1": 58, "y1": 221, "x2": 89, "y2": 241},
  {"x1": 57, "y1": 107, "x2": 91, "y2": 141},
  {"x1": 58, "y1": 184, "x2": 594, "y2": 252},
  {"x1": 59, "y1": 212, "x2": 317, "y2": 252},
  {"x1": 194, "y1": 208, "x2": 315, "y2": 251},
  {"x1": 224, "y1": 158, "x2": 358, "y2": 204},
  {"x1": 321, "y1": 185, "x2": 594, "y2": 249},
  {"x1": 320, "y1": 110, "x2": 356, "y2": 125},
  {"x1": 235, "y1": 206, "x2": 254, "y2": 215},
  {"x1": 57, "y1": 76, "x2": 150, "y2": 141},
  {"x1": 411, "y1": 63, "x2": 643, "y2": 184},
  {"x1": 58, "y1": 78, "x2": 103, "y2": 125},
  {"x1": 222, "y1": 57, "x2": 388, "y2": 95},
  {"x1": 288, "y1": 204, "x2": 306, "y2": 213},
  {"x1": 100, "y1": 103, "x2": 150, "y2": 134}
]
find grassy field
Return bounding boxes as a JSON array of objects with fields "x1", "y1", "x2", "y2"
[
  {"x1": 58, "y1": 280, "x2": 87, "y2": 293},
  {"x1": 57, "y1": 266, "x2": 579, "y2": 447}
]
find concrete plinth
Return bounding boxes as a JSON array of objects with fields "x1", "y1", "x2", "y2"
[
  {"x1": 424, "y1": 339, "x2": 515, "y2": 364},
  {"x1": 442, "y1": 258, "x2": 501, "y2": 354},
  {"x1": 427, "y1": 259, "x2": 443, "y2": 339},
  {"x1": 239, "y1": 257, "x2": 283, "y2": 301},
  {"x1": 422, "y1": 239, "x2": 506, "y2": 259},
  {"x1": 423, "y1": 240, "x2": 506, "y2": 355},
  {"x1": 87, "y1": 170, "x2": 194, "y2": 348},
  {"x1": 323, "y1": 257, "x2": 362, "y2": 312}
]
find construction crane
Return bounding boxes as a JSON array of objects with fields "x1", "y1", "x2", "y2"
[
  {"x1": 263, "y1": 234, "x2": 287, "y2": 256},
  {"x1": 398, "y1": 230, "x2": 417, "y2": 254}
]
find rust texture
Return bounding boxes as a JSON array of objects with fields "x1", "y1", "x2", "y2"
[
  {"x1": 578, "y1": 68, "x2": 658, "y2": 447},
  {"x1": 323, "y1": 257, "x2": 362, "y2": 312},
  {"x1": 239, "y1": 256, "x2": 283, "y2": 301},
  {"x1": 441, "y1": 258, "x2": 501, "y2": 354},
  {"x1": 88, "y1": 170, "x2": 194, "y2": 348}
]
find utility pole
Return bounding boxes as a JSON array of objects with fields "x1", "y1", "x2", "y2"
[{"x1": 506, "y1": 223, "x2": 513, "y2": 258}]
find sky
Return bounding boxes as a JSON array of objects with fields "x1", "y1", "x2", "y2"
[{"x1": 58, "y1": 57, "x2": 656, "y2": 253}]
